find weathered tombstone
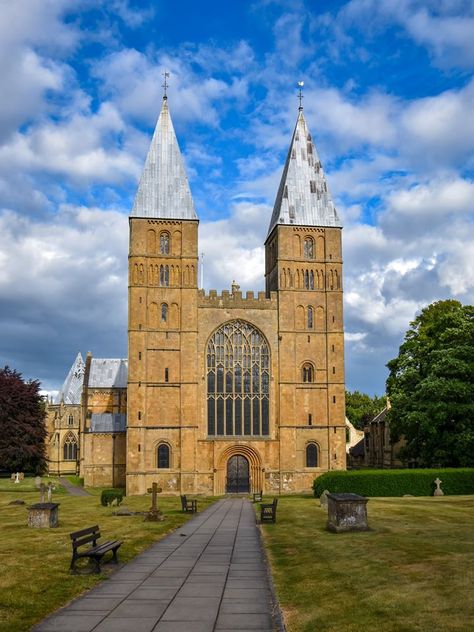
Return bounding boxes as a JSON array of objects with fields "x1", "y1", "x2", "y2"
[
  {"x1": 10, "y1": 473, "x2": 15, "y2": 482},
  {"x1": 145, "y1": 483, "x2": 163, "y2": 521},
  {"x1": 433, "y1": 477, "x2": 444, "y2": 496},
  {"x1": 319, "y1": 489, "x2": 330, "y2": 509},
  {"x1": 47, "y1": 483, "x2": 53, "y2": 503},
  {"x1": 14, "y1": 472, "x2": 20, "y2": 484},
  {"x1": 327, "y1": 493, "x2": 369, "y2": 533},
  {"x1": 28, "y1": 484, "x2": 60, "y2": 528},
  {"x1": 19, "y1": 472, "x2": 25, "y2": 481},
  {"x1": 34, "y1": 476, "x2": 42, "y2": 489}
]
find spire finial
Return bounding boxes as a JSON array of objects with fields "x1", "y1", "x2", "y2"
[
  {"x1": 297, "y1": 81, "x2": 304, "y2": 110},
  {"x1": 162, "y1": 71, "x2": 170, "y2": 100}
]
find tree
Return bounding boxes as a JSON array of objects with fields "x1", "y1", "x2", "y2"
[
  {"x1": 0, "y1": 366, "x2": 47, "y2": 473},
  {"x1": 345, "y1": 390, "x2": 386, "y2": 430},
  {"x1": 386, "y1": 300, "x2": 474, "y2": 467}
]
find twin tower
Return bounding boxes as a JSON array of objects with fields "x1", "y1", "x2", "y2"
[{"x1": 127, "y1": 95, "x2": 345, "y2": 495}]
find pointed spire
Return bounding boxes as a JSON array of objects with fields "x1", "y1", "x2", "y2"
[
  {"x1": 54, "y1": 352, "x2": 85, "y2": 405},
  {"x1": 131, "y1": 97, "x2": 197, "y2": 220},
  {"x1": 267, "y1": 107, "x2": 341, "y2": 237}
]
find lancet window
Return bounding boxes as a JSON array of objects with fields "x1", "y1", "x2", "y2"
[
  {"x1": 160, "y1": 232, "x2": 170, "y2": 254},
  {"x1": 161, "y1": 303, "x2": 168, "y2": 322},
  {"x1": 304, "y1": 237, "x2": 314, "y2": 258},
  {"x1": 63, "y1": 432, "x2": 78, "y2": 461},
  {"x1": 160, "y1": 265, "x2": 169, "y2": 287},
  {"x1": 207, "y1": 320, "x2": 270, "y2": 437},
  {"x1": 302, "y1": 362, "x2": 314, "y2": 383},
  {"x1": 307, "y1": 306, "x2": 314, "y2": 329}
]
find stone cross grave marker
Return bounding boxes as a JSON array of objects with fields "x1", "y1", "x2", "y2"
[
  {"x1": 433, "y1": 477, "x2": 444, "y2": 496},
  {"x1": 145, "y1": 482, "x2": 163, "y2": 521},
  {"x1": 14, "y1": 472, "x2": 20, "y2": 484}
]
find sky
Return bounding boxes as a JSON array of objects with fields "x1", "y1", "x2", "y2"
[{"x1": 0, "y1": 0, "x2": 473, "y2": 397}]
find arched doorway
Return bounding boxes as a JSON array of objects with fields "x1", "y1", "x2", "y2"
[{"x1": 226, "y1": 455, "x2": 250, "y2": 493}]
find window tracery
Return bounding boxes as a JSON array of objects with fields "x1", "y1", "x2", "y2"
[
  {"x1": 63, "y1": 432, "x2": 77, "y2": 461},
  {"x1": 207, "y1": 320, "x2": 270, "y2": 437}
]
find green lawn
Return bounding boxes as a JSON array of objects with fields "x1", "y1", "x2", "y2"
[
  {"x1": 260, "y1": 495, "x2": 474, "y2": 632},
  {"x1": 0, "y1": 485, "x2": 215, "y2": 632}
]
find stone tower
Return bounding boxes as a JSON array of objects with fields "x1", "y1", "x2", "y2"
[
  {"x1": 127, "y1": 95, "x2": 199, "y2": 495},
  {"x1": 264, "y1": 105, "x2": 346, "y2": 476}
]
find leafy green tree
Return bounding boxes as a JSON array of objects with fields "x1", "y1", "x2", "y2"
[
  {"x1": 386, "y1": 300, "x2": 474, "y2": 467},
  {"x1": 345, "y1": 390, "x2": 386, "y2": 430},
  {"x1": 0, "y1": 366, "x2": 47, "y2": 473}
]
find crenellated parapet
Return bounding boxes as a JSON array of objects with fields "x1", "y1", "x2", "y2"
[{"x1": 198, "y1": 289, "x2": 277, "y2": 310}]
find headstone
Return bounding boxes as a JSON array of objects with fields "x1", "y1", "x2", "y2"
[
  {"x1": 35, "y1": 476, "x2": 42, "y2": 489},
  {"x1": 9, "y1": 499, "x2": 25, "y2": 505},
  {"x1": 433, "y1": 477, "x2": 444, "y2": 496},
  {"x1": 327, "y1": 493, "x2": 369, "y2": 533},
  {"x1": 14, "y1": 472, "x2": 20, "y2": 484},
  {"x1": 27, "y1": 503, "x2": 60, "y2": 528},
  {"x1": 320, "y1": 489, "x2": 330, "y2": 509},
  {"x1": 47, "y1": 483, "x2": 53, "y2": 503},
  {"x1": 145, "y1": 482, "x2": 164, "y2": 521},
  {"x1": 10, "y1": 473, "x2": 15, "y2": 482},
  {"x1": 19, "y1": 472, "x2": 25, "y2": 481},
  {"x1": 114, "y1": 506, "x2": 133, "y2": 516}
]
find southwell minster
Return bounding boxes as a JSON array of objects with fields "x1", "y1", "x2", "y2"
[{"x1": 46, "y1": 91, "x2": 346, "y2": 496}]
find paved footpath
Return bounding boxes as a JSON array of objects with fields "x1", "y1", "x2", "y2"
[{"x1": 34, "y1": 498, "x2": 282, "y2": 632}]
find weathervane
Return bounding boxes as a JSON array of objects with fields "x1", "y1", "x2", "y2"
[
  {"x1": 297, "y1": 81, "x2": 304, "y2": 110},
  {"x1": 162, "y1": 71, "x2": 170, "y2": 99}
]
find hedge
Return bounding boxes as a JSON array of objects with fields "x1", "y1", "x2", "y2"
[
  {"x1": 100, "y1": 489, "x2": 124, "y2": 506},
  {"x1": 313, "y1": 468, "x2": 474, "y2": 497}
]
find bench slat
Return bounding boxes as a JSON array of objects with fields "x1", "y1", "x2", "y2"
[
  {"x1": 70, "y1": 525, "x2": 100, "y2": 540},
  {"x1": 73, "y1": 533, "x2": 101, "y2": 549}
]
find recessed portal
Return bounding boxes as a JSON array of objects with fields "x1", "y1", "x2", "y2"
[{"x1": 226, "y1": 454, "x2": 250, "y2": 493}]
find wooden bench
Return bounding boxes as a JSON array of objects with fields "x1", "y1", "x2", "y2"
[
  {"x1": 70, "y1": 525, "x2": 122, "y2": 574},
  {"x1": 260, "y1": 498, "x2": 278, "y2": 523},
  {"x1": 180, "y1": 495, "x2": 197, "y2": 513},
  {"x1": 252, "y1": 491, "x2": 263, "y2": 503}
]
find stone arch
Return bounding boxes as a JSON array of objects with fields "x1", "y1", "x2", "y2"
[
  {"x1": 216, "y1": 444, "x2": 263, "y2": 495},
  {"x1": 316, "y1": 235, "x2": 325, "y2": 260},
  {"x1": 315, "y1": 305, "x2": 325, "y2": 330},
  {"x1": 296, "y1": 305, "x2": 305, "y2": 329},
  {"x1": 293, "y1": 233, "x2": 301, "y2": 257},
  {"x1": 147, "y1": 229, "x2": 156, "y2": 254},
  {"x1": 173, "y1": 230, "x2": 182, "y2": 255},
  {"x1": 63, "y1": 431, "x2": 78, "y2": 461},
  {"x1": 305, "y1": 442, "x2": 320, "y2": 468}
]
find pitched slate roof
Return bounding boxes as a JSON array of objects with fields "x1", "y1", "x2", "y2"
[
  {"x1": 54, "y1": 352, "x2": 85, "y2": 404},
  {"x1": 88, "y1": 358, "x2": 128, "y2": 388},
  {"x1": 90, "y1": 413, "x2": 126, "y2": 433},
  {"x1": 267, "y1": 108, "x2": 342, "y2": 236},
  {"x1": 131, "y1": 97, "x2": 197, "y2": 221}
]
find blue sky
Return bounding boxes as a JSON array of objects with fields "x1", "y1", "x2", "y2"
[{"x1": 0, "y1": 0, "x2": 473, "y2": 396}]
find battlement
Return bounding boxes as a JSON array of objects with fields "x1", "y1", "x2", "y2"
[{"x1": 198, "y1": 289, "x2": 278, "y2": 310}]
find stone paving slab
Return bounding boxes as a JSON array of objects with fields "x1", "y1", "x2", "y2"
[{"x1": 33, "y1": 498, "x2": 282, "y2": 631}]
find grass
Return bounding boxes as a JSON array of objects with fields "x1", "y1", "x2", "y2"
[
  {"x1": 0, "y1": 476, "x2": 66, "y2": 494},
  {"x1": 0, "y1": 487, "x2": 215, "y2": 632},
  {"x1": 259, "y1": 495, "x2": 474, "y2": 632}
]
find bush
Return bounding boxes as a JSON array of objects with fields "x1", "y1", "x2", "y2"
[
  {"x1": 100, "y1": 489, "x2": 124, "y2": 507},
  {"x1": 313, "y1": 468, "x2": 474, "y2": 497}
]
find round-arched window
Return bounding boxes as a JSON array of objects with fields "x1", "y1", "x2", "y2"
[
  {"x1": 207, "y1": 320, "x2": 270, "y2": 437},
  {"x1": 306, "y1": 443, "x2": 318, "y2": 467},
  {"x1": 157, "y1": 444, "x2": 170, "y2": 468}
]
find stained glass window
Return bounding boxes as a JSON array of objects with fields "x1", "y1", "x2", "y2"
[{"x1": 207, "y1": 320, "x2": 270, "y2": 436}]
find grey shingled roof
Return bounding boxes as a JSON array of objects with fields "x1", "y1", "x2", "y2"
[
  {"x1": 131, "y1": 97, "x2": 197, "y2": 220},
  {"x1": 54, "y1": 352, "x2": 85, "y2": 404},
  {"x1": 88, "y1": 358, "x2": 128, "y2": 388},
  {"x1": 267, "y1": 109, "x2": 342, "y2": 236},
  {"x1": 90, "y1": 413, "x2": 126, "y2": 433}
]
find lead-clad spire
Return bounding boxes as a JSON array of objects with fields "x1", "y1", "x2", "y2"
[
  {"x1": 267, "y1": 108, "x2": 341, "y2": 236},
  {"x1": 131, "y1": 97, "x2": 197, "y2": 220}
]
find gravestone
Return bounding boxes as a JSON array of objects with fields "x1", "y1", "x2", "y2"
[
  {"x1": 35, "y1": 476, "x2": 42, "y2": 489},
  {"x1": 14, "y1": 472, "x2": 20, "y2": 484},
  {"x1": 319, "y1": 489, "x2": 330, "y2": 509},
  {"x1": 28, "y1": 484, "x2": 60, "y2": 528},
  {"x1": 433, "y1": 477, "x2": 444, "y2": 496},
  {"x1": 145, "y1": 483, "x2": 163, "y2": 521},
  {"x1": 327, "y1": 493, "x2": 369, "y2": 533}
]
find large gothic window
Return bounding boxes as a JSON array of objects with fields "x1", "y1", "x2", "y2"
[
  {"x1": 63, "y1": 432, "x2": 77, "y2": 461},
  {"x1": 207, "y1": 320, "x2": 270, "y2": 437}
]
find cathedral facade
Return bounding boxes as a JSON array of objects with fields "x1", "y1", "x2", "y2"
[{"x1": 47, "y1": 95, "x2": 346, "y2": 495}]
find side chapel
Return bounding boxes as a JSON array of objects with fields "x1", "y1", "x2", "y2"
[{"x1": 47, "y1": 91, "x2": 346, "y2": 495}]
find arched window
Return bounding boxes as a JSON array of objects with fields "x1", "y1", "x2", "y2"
[
  {"x1": 302, "y1": 363, "x2": 314, "y2": 383},
  {"x1": 68, "y1": 414, "x2": 74, "y2": 426},
  {"x1": 63, "y1": 433, "x2": 77, "y2": 461},
  {"x1": 304, "y1": 270, "x2": 309, "y2": 289},
  {"x1": 307, "y1": 306, "x2": 313, "y2": 329},
  {"x1": 161, "y1": 303, "x2": 168, "y2": 322},
  {"x1": 304, "y1": 237, "x2": 314, "y2": 259},
  {"x1": 160, "y1": 232, "x2": 170, "y2": 255},
  {"x1": 207, "y1": 320, "x2": 270, "y2": 437},
  {"x1": 157, "y1": 444, "x2": 170, "y2": 468},
  {"x1": 310, "y1": 270, "x2": 314, "y2": 290},
  {"x1": 160, "y1": 265, "x2": 169, "y2": 287},
  {"x1": 306, "y1": 443, "x2": 318, "y2": 467}
]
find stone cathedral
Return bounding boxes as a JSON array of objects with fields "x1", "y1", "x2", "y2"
[{"x1": 47, "y1": 94, "x2": 346, "y2": 495}]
